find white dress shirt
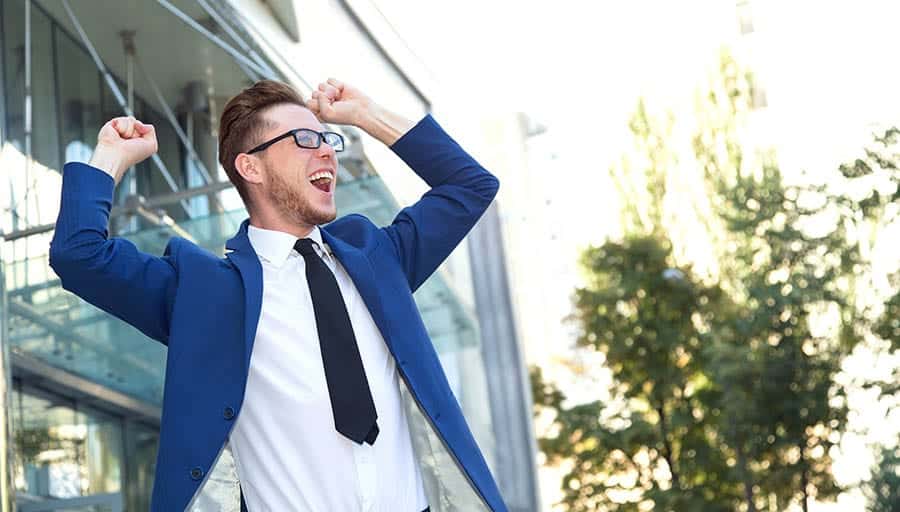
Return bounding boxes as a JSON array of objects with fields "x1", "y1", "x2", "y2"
[{"x1": 228, "y1": 224, "x2": 429, "y2": 512}]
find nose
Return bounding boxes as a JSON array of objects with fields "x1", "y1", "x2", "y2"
[{"x1": 316, "y1": 140, "x2": 336, "y2": 159}]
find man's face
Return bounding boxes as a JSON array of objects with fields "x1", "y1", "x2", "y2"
[{"x1": 254, "y1": 103, "x2": 338, "y2": 226}]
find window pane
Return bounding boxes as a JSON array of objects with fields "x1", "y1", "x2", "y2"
[
  {"x1": 3, "y1": 0, "x2": 61, "y2": 171},
  {"x1": 55, "y1": 28, "x2": 101, "y2": 165},
  {"x1": 11, "y1": 385, "x2": 78, "y2": 498},
  {"x1": 76, "y1": 405, "x2": 124, "y2": 496},
  {"x1": 124, "y1": 421, "x2": 158, "y2": 512},
  {"x1": 11, "y1": 384, "x2": 126, "y2": 502}
]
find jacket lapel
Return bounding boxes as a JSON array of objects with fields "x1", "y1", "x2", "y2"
[
  {"x1": 225, "y1": 219, "x2": 264, "y2": 373},
  {"x1": 320, "y1": 228, "x2": 397, "y2": 356}
]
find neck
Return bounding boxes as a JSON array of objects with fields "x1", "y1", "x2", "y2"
[{"x1": 247, "y1": 206, "x2": 315, "y2": 239}]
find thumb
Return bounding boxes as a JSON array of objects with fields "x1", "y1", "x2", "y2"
[
  {"x1": 305, "y1": 94, "x2": 320, "y2": 115},
  {"x1": 135, "y1": 121, "x2": 154, "y2": 136},
  {"x1": 317, "y1": 91, "x2": 332, "y2": 117},
  {"x1": 139, "y1": 123, "x2": 158, "y2": 153}
]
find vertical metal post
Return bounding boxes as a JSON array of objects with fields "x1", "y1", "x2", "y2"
[
  {"x1": 0, "y1": 241, "x2": 13, "y2": 512},
  {"x1": 23, "y1": 0, "x2": 31, "y2": 226},
  {"x1": 20, "y1": 0, "x2": 31, "y2": 295},
  {"x1": 201, "y1": 56, "x2": 222, "y2": 216},
  {"x1": 467, "y1": 202, "x2": 543, "y2": 512},
  {"x1": 120, "y1": 30, "x2": 139, "y2": 233},
  {"x1": 184, "y1": 110, "x2": 194, "y2": 211},
  {"x1": 0, "y1": 10, "x2": 16, "y2": 509},
  {"x1": 0, "y1": 0, "x2": 5, "y2": 150}
]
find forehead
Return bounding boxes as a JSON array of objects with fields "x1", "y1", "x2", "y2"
[{"x1": 260, "y1": 103, "x2": 322, "y2": 134}]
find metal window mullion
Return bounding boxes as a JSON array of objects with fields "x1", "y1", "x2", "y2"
[
  {"x1": 23, "y1": 0, "x2": 32, "y2": 228},
  {"x1": 21, "y1": 0, "x2": 32, "y2": 315},
  {"x1": 121, "y1": 31, "x2": 139, "y2": 233},
  {"x1": 59, "y1": 0, "x2": 192, "y2": 218},
  {"x1": 0, "y1": 0, "x2": 6, "y2": 148},
  {"x1": 0, "y1": 2, "x2": 16, "y2": 492},
  {"x1": 0, "y1": 240, "x2": 13, "y2": 512},
  {"x1": 52, "y1": 22, "x2": 65, "y2": 175}
]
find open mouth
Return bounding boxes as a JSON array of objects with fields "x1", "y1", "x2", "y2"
[{"x1": 309, "y1": 170, "x2": 334, "y2": 194}]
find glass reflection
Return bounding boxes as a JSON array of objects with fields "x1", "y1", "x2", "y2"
[{"x1": 10, "y1": 383, "x2": 123, "y2": 502}]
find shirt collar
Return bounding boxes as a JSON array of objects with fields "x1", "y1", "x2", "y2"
[{"x1": 247, "y1": 223, "x2": 332, "y2": 268}]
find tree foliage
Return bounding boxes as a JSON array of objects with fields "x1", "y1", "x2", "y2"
[{"x1": 533, "y1": 52, "x2": 899, "y2": 511}]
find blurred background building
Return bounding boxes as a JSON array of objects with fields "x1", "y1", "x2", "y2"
[{"x1": 0, "y1": 0, "x2": 540, "y2": 510}]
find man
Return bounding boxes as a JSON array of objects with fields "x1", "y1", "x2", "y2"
[{"x1": 49, "y1": 78, "x2": 507, "y2": 512}]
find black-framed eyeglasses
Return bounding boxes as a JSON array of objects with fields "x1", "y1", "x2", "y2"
[{"x1": 245, "y1": 128, "x2": 345, "y2": 154}]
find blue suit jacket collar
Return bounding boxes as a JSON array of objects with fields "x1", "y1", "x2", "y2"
[{"x1": 224, "y1": 218, "x2": 397, "y2": 372}]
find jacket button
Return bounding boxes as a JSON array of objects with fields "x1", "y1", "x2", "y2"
[
  {"x1": 190, "y1": 467, "x2": 204, "y2": 480},
  {"x1": 224, "y1": 406, "x2": 235, "y2": 420}
]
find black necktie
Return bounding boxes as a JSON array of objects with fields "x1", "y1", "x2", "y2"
[{"x1": 294, "y1": 238, "x2": 379, "y2": 445}]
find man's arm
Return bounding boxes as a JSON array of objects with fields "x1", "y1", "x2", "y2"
[
  {"x1": 49, "y1": 117, "x2": 178, "y2": 344},
  {"x1": 309, "y1": 79, "x2": 500, "y2": 292},
  {"x1": 355, "y1": 103, "x2": 417, "y2": 147},
  {"x1": 373, "y1": 113, "x2": 499, "y2": 292}
]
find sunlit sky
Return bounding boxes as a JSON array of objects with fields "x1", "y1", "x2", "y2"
[
  {"x1": 373, "y1": 1, "x2": 900, "y2": 510},
  {"x1": 374, "y1": 0, "x2": 900, "y2": 163}
]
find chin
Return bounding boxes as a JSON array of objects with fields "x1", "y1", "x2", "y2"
[
  {"x1": 308, "y1": 206, "x2": 337, "y2": 225},
  {"x1": 322, "y1": 209, "x2": 338, "y2": 223}
]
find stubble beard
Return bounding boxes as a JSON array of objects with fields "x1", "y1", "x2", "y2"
[{"x1": 266, "y1": 168, "x2": 336, "y2": 227}]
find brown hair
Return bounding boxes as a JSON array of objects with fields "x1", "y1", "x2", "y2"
[{"x1": 218, "y1": 80, "x2": 306, "y2": 209}]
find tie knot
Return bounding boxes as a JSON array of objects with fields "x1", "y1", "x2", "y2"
[{"x1": 294, "y1": 238, "x2": 318, "y2": 256}]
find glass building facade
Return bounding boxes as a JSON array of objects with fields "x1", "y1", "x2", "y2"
[{"x1": 0, "y1": 1, "x2": 507, "y2": 510}]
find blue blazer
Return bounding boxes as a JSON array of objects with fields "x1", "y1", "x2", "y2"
[{"x1": 49, "y1": 114, "x2": 508, "y2": 511}]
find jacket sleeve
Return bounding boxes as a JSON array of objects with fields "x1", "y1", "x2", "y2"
[
  {"x1": 381, "y1": 114, "x2": 500, "y2": 292},
  {"x1": 48, "y1": 162, "x2": 178, "y2": 345}
]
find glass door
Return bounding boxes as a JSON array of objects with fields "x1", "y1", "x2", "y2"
[{"x1": 10, "y1": 383, "x2": 126, "y2": 511}]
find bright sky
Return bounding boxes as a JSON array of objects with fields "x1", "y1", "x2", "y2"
[{"x1": 372, "y1": 1, "x2": 900, "y2": 510}]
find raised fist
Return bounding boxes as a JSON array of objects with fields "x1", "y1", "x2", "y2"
[
  {"x1": 305, "y1": 78, "x2": 375, "y2": 127},
  {"x1": 88, "y1": 116, "x2": 158, "y2": 184}
]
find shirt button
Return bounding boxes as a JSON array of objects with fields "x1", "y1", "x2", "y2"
[
  {"x1": 190, "y1": 467, "x2": 204, "y2": 480},
  {"x1": 223, "y1": 406, "x2": 235, "y2": 420}
]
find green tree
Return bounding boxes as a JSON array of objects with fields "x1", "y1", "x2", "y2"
[
  {"x1": 836, "y1": 127, "x2": 900, "y2": 399},
  {"x1": 864, "y1": 444, "x2": 900, "y2": 512},
  {"x1": 690, "y1": 55, "x2": 855, "y2": 511},
  {"x1": 532, "y1": 52, "x2": 896, "y2": 511},
  {"x1": 538, "y1": 235, "x2": 740, "y2": 511}
]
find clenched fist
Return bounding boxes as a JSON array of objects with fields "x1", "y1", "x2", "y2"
[
  {"x1": 305, "y1": 78, "x2": 375, "y2": 127},
  {"x1": 88, "y1": 116, "x2": 158, "y2": 185}
]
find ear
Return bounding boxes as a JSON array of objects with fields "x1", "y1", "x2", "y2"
[{"x1": 234, "y1": 153, "x2": 265, "y2": 185}]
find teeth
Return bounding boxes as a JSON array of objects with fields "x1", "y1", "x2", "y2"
[{"x1": 309, "y1": 171, "x2": 333, "y2": 182}]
